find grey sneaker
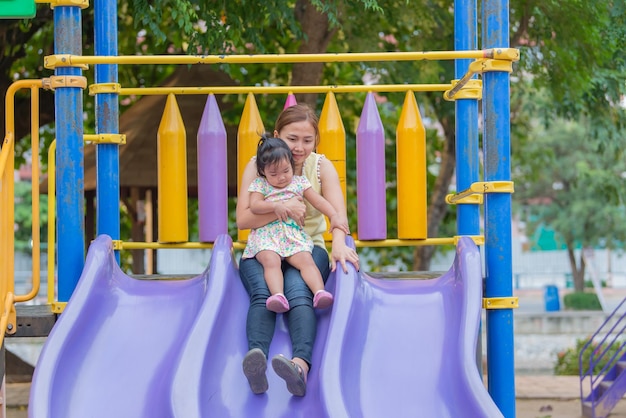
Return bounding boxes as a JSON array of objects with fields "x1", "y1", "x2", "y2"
[{"x1": 242, "y1": 348, "x2": 268, "y2": 394}]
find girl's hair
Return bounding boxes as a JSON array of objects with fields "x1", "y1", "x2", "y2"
[
  {"x1": 274, "y1": 104, "x2": 320, "y2": 147},
  {"x1": 256, "y1": 134, "x2": 295, "y2": 177}
]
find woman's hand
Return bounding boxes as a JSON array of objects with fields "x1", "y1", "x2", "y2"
[
  {"x1": 283, "y1": 196, "x2": 306, "y2": 226},
  {"x1": 330, "y1": 230, "x2": 360, "y2": 273}
]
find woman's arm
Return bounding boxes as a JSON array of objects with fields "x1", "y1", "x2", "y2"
[
  {"x1": 318, "y1": 158, "x2": 360, "y2": 272},
  {"x1": 236, "y1": 160, "x2": 306, "y2": 229}
]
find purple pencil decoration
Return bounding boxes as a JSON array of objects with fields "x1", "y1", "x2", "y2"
[{"x1": 197, "y1": 94, "x2": 228, "y2": 242}]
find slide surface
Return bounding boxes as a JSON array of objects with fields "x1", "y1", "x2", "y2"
[{"x1": 30, "y1": 235, "x2": 502, "y2": 417}]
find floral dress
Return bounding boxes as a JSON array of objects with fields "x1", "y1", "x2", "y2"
[{"x1": 242, "y1": 175, "x2": 314, "y2": 259}]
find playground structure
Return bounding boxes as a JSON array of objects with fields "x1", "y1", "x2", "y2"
[{"x1": 1, "y1": 0, "x2": 520, "y2": 417}]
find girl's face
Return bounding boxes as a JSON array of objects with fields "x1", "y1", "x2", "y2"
[
  {"x1": 275, "y1": 120, "x2": 317, "y2": 168},
  {"x1": 264, "y1": 157, "x2": 294, "y2": 189}
]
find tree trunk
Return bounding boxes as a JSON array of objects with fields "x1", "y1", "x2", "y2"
[
  {"x1": 567, "y1": 246, "x2": 586, "y2": 292},
  {"x1": 413, "y1": 116, "x2": 456, "y2": 270},
  {"x1": 292, "y1": 0, "x2": 338, "y2": 107}
]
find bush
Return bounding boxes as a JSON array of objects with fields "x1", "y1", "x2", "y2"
[
  {"x1": 555, "y1": 338, "x2": 621, "y2": 376},
  {"x1": 563, "y1": 291, "x2": 602, "y2": 310}
]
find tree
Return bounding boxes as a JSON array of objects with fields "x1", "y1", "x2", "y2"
[
  {"x1": 513, "y1": 117, "x2": 626, "y2": 292},
  {"x1": 2, "y1": 0, "x2": 625, "y2": 271}
]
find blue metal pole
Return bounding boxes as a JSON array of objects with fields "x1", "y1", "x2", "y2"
[
  {"x1": 94, "y1": 0, "x2": 120, "y2": 259},
  {"x1": 482, "y1": 0, "x2": 516, "y2": 416},
  {"x1": 54, "y1": 5, "x2": 84, "y2": 302},
  {"x1": 454, "y1": 0, "x2": 480, "y2": 236}
]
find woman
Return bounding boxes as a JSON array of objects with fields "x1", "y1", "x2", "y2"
[{"x1": 236, "y1": 104, "x2": 359, "y2": 397}]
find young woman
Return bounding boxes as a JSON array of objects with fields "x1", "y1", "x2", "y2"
[
  {"x1": 237, "y1": 104, "x2": 359, "y2": 397},
  {"x1": 243, "y1": 134, "x2": 348, "y2": 313}
]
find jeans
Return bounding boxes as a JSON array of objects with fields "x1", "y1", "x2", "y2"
[{"x1": 239, "y1": 246, "x2": 330, "y2": 367}]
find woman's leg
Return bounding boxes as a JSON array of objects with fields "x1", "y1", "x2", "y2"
[
  {"x1": 239, "y1": 256, "x2": 276, "y2": 357},
  {"x1": 282, "y1": 246, "x2": 330, "y2": 366}
]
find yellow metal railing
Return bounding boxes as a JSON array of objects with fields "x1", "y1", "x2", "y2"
[
  {"x1": 1, "y1": 79, "x2": 45, "y2": 346},
  {"x1": 21, "y1": 47, "x2": 522, "y2": 313},
  {"x1": 44, "y1": 48, "x2": 520, "y2": 69}
]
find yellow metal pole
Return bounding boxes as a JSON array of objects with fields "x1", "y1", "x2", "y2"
[
  {"x1": 15, "y1": 86, "x2": 42, "y2": 302},
  {"x1": 145, "y1": 189, "x2": 154, "y2": 274},
  {"x1": 318, "y1": 92, "x2": 347, "y2": 241},
  {"x1": 157, "y1": 94, "x2": 189, "y2": 243},
  {"x1": 118, "y1": 84, "x2": 452, "y2": 97},
  {"x1": 47, "y1": 141, "x2": 56, "y2": 305},
  {"x1": 237, "y1": 93, "x2": 264, "y2": 242},
  {"x1": 44, "y1": 49, "x2": 520, "y2": 68},
  {"x1": 397, "y1": 91, "x2": 427, "y2": 239}
]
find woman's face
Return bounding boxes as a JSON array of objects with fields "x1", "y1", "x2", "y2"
[{"x1": 275, "y1": 120, "x2": 317, "y2": 167}]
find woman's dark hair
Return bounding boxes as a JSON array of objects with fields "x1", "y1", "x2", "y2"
[
  {"x1": 274, "y1": 104, "x2": 320, "y2": 147},
  {"x1": 256, "y1": 134, "x2": 295, "y2": 177}
]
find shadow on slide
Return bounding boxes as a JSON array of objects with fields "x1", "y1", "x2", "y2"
[{"x1": 29, "y1": 235, "x2": 502, "y2": 417}]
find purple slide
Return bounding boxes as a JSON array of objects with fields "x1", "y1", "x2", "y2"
[
  {"x1": 320, "y1": 236, "x2": 503, "y2": 417},
  {"x1": 30, "y1": 235, "x2": 502, "y2": 417}
]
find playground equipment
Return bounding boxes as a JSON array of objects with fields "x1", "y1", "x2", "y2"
[{"x1": 1, "y1": 0, "x2": 519, "y2": 417}]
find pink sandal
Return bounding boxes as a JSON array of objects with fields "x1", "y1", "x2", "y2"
[
  {"x1": 313, "y1": 290, "x2": 333, "y2": 309},
  {"x1": 266, "y1": 293, "x2": 290, "y2": 313}
]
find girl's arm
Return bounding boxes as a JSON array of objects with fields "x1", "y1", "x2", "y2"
[
  {"x1": 250, "y1": 191, "x2": 292, "y2": 222},
  {"x1": 302, "y1": 187, "x2": 349, "y2": 234},
  {"x1": 236, "y1": 160, "x2": 306, "y2": 229},
  {"x1": 318, "y1": 158, "x2": 360, "y2": 273}
]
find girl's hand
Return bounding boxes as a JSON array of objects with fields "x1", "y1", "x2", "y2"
[
  {"x1": 329, "y1": 213, "x2": 350, "y2": 235},
  {"x1": 330, "y1": 232, "x2": 360, "y2": 273},
  {"x1": 273, "y1": 203, "x2": 291, "y2": 222},
  {"x1": 283, "y1": 196, "x2": 306, "y2": 226}
]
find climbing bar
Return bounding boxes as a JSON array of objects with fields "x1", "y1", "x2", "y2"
[
  {"x1": 118, "y1": 84, "x2": 452, "y2": 96},
  {"x1": 483, "y1": 297, "x2": 519, "y2": 310},
  {"x1": 84, "y1": 134, "x2": 126, "y2": 144},
  {"x1": 43, "y1": 48, "x2": 520, "y2": 69},
  {"x1": 445, "y1": 181, "x2": 514, "y2": 204},
  {"x1": 89, "y1": 83, "x2": 121, "y2": 95},
  {"x1": 35, "y1": 0, "x2": 89, "y2": 9}
]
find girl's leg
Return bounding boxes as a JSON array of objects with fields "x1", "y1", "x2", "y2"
[
  {"x1": 285, "y1": 251, "x2": 324, "y2": 294},
  {"x1": 256, "y1": 250, "x2": 284, "y2": 295}
]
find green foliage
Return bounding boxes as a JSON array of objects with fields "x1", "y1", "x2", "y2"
[
  {"x1": 14, "y1": 181, "x2": 48, "y2": 253},
  {"x1": 563, "y1": 292, "x2": 602, "y2": 311},
  {"x1": 127, "y1": 0, "x2": 383, "y2": 55},
  {"x1": 554, "y1": 338, "x2": 621, "y2": 376}
]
